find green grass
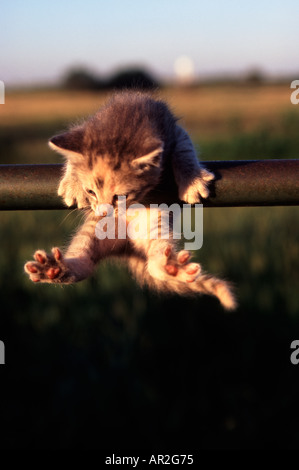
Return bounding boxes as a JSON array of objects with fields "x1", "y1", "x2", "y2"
[{"x1": 196, "y1": 111, "x2": 299, "y2": 160}]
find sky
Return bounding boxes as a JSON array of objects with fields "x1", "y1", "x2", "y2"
[{"x1": 1, "y1": 0, "x2": 299, "y2": 86}]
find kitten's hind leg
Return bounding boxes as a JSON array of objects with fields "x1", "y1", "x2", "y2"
[
  {"x1": 146, "y1": 242, "x2": 237, "y2": 310},
  {"x1": 128, "y1": 245, "x2": 201, "y2": 289},
  {"x1": 164, "y1": 246, "x2": 237, "y2": 309},
  {"x1": 146, "y1": 241, "x2": 201, "y2": 284},
  {"x1": 163, "y1": 246, "x2": 202, "y2": 283}
]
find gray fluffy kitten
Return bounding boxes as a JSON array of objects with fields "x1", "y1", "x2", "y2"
[{"x1": 25, "y1": 91, "x2": 236, "y2": 309}]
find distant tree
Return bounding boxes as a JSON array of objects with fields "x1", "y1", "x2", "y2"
[
  {"x1": 63, "y1": 68, "x2": 105, "y2": 90},
  {"x1": 244, "y1": 69, "x2": 265, "y2": 85},
  {"x1": 108, "y1": 68, "x2": 159, "y2": 90}
]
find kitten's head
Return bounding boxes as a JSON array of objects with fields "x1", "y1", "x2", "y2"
[{"x1": 49, "y1": 92, "x2": 169, "y2": 212}]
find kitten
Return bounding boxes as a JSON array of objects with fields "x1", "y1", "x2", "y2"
[{"x1": 24, "y1": 91, "x2": 236, "y2": 310}]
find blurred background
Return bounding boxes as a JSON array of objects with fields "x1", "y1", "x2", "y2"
[{"x1": 1, "y1": 0, "x2": 299, "y2": 450}]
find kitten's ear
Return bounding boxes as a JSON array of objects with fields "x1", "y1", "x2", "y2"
[
  {"x1": 48, "y1": 128, "x2": 84, "y2": 159},
  {"x1": 131, "y1": 146, "x2": 164, "y2": 172}
]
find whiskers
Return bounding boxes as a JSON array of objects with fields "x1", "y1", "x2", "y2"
[
  {"x1": 82, "y1": 206, "x2": 94, "y2": 218},
  {"x1": 59, "y1": 206, "x2": 92, "y2": 227},
  {"x1": 59, "y1": 207, "x2": 78, "y2": 226}
]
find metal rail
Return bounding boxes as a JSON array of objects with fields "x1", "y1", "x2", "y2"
[{"x1": 0, "y1": 160, "x2": 298, "y2": 210}]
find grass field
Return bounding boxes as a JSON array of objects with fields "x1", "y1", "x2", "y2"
[
  {"x1": 2, "y1": 84, "x2": 298, "y2": 135},
  {"x1": 0, "y1": 84, "x2": 299, "y2": 449}
]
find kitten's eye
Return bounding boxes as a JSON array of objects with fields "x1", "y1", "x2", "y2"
[{"x1": 85, "y1": 188, "x2": 96, "y2": 198}]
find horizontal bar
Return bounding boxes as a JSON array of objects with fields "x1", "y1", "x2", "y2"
[
  {"x1": 0, "y1": 160, "x2": 298, "y2": 210},
  {"x1": 205, "y1": 160, "x2": 299, "y2": 207},
  {"x1": 0, "y1": 164, "x2": 63, "y2": 210}
]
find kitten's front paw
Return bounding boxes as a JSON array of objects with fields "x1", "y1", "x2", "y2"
[
  {"x1": 179, "y1": 167, "x2": 215, "y2": 204},
  {"x1": 24, "y1": 248, "x2": 72, "y2": 284},
  {"x1": 58, "y1": 178, "x2": 88, "y2": 209}
]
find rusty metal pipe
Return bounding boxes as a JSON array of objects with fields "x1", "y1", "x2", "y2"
[{"x1": 0, "y1": 160, "x2": 298, "y2": 210}]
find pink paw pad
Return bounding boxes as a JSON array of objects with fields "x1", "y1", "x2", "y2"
[
  {"x1": 177, "y1": 250, "x2": 191, "y2": 264},
  {"x1": 164, "y1": 246, "x2": 172, "y2": 258},
  {"x1": 46, "y1": 267, "x2": 61, "y2": 279},
  {"x1": 185, "y1": 263, "x2": 201, "y2": 283},
  {"x1": 185, "y1": 263, "x2": 200, "y2": 275},
  {"x1": 53, "y1": 248, "x2": 62, "y2": 260},
  {"x1": 27, "y1": 264, "x2": 38, "y2": 274},
  {"x1": 165, "y1": 265, "x2": 178, "y2": 276},
  {"x1": 35, "y1": 253, "x2": 46, "y2": 264}
]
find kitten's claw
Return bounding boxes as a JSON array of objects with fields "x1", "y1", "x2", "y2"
[
  {"x1": 179, "y1": 167, "x2": 215, "y2": 204},
  {"x1": 24, "y1": 247, "x2": 69, "y2": 284}
]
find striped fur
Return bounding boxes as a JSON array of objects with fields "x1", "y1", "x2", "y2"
[{"x1": 25, "y1": 91, "x2": 237, "y2": 310}]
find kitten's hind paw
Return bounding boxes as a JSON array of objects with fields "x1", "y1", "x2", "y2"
[
  {"x1": 164, "y1": 246, "x2": 201, "y2": 283},
  {"x1": 148, "y1": 245, "x2": 201, "y2": 283},
  {"x1": 147, "y1": 245, "x2": 237, "y2": 309},
  {"x1": 24, "y1": 248, "x2": 72, "y2": 284}
]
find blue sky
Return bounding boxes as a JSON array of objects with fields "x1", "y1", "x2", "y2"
[{"x1": 1, "y1": 0, "x2": 299, "y2": 85}]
